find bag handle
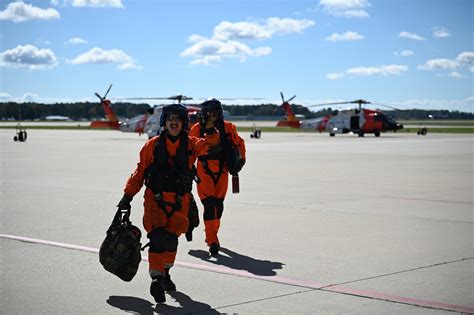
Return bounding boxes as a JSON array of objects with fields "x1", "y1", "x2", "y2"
[{"x1": 108, "y1": 207, "x2": 131, "y2": 231}]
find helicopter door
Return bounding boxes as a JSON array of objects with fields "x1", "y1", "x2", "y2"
[{"x1": 350, "y1": 115, "x2": 360, "y2": 130}]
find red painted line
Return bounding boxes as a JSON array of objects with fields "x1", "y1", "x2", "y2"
[
  {"x1": 1, "y1": 234, "x2": 473, "y2": 313},
  {"x1": 0, "y1": 234, "x2": 100, "y2": 254}
]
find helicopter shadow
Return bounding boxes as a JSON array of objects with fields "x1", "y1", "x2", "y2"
[
  {"x1": 107, "y1": 292, "x2": 219, "y2": 314},
  {"x1": 188, "y1": 247, "x2": 284, "y2": 276}
]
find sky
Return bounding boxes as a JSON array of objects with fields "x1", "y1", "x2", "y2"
[{"x1": 0, "y1": 0, "x2": 473, "y2": 112}]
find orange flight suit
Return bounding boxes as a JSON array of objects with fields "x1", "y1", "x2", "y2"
[
  {"x1": 189, "y1": 121, "x2": 246, "y2": 247},
  {"x1": 123, "y1": 131, "x2": 219, "y2": 275}
]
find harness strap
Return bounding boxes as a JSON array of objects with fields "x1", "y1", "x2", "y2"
[
  {"x1": 154, "y1": 192, "x2": 183, "y2": 218},
  {"x1": 200, "y1": 159, "x2": 224, "y2": 185}
]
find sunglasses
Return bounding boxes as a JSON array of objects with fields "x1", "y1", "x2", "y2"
[{"x1": 166, "y1": 115, "x2": 183, "y2": 122}]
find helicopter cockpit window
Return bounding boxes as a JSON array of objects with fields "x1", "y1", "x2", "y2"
[{"x1": 386, "y1": 115, "x2": 396, "y2": 123}]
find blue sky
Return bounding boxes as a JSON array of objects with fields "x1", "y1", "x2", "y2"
[{"x1": 1, "y1": 0, "x2": 473, "y2": 112}]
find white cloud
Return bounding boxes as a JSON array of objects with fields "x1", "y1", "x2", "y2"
[
  {"x1": 181, "y1": 39, "x2": 271, "y2": 63},
  {"x1": 182, "y1": 17, "x2": 313, "y2": 65},
  {"x1": 395, "y1": 50, "x2": 414, "y2": 57},
  {"x1": 0, "y1": 2, "x2": 59, "y2": 22},
  {"x1": 447, "y1": 71, "x2": 463, "y2": 78},
  {"x1": 0, "y1": 45, "x2": 58, "y2": 70},
  {"x1": 399, "y1": 31, "x2": 425, "y2": 41},
  {"x1": 69, "y1": 47, "x2": 141, "y2": 70},
  {"x1": 325, "y1": 31, "x2": 364, "y2": 42},
  {"x1": 470, "y1": 67, "x2": 474, "y2": 73},
  {"x1": 326, "y1": 72, "x2": 345, "y2": 80},
  {"x1": 72, "y1": 0, "x2": 123, "y2": 7},
  {"x1": 212, "y1": 18, "x2": 314, "y2": 41},
  {"x1": 456, "y1": 51, "x2": 474, "y2": 65},
  {"x1": 20, "y1": 92, "x2": 41, "y2": 102},
  {"x1": 265, "y1": 17, "x2": 315, "y2": 34},
  {"x1": 37, "y1": 40, "x2": 52, "y2": 46},
  {"x1": 0, "y1": 92, "x2": 41, "y2": 103},
  {"x1": 51, "y1": 0, "x2": 123, "y2": 7},
  {"x1": 418, "y1": 58, "x2": 459, "y2": 70},
  {"x1": 346, "y1": 64, "x2": 408, "y2": 76},
  {"x1": 190, "y1": 55, "x2": 222, "y2": 65},
  {"x1": 68, "y1": 37, "x2": 88, "y2": 44},
  {"x1": 433, "y1": 27, "x2": 450, "y2": 38},
  {"x1": 319, "y1": 0, "x2": 371, "y2": 18},
  {"x1": 188, "y1": 34, "x2": 207, "y2": 43},
  {"x1": 213, "y1": 21, "x2": 272, "y2": 41},
  {"x1": 0, "y1": 92, "x2": 14, "y2": 102}
]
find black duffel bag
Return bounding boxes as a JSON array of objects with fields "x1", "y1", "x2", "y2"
[{"x1": 99, "y1": 208, "x2": 142, "y2": 282}]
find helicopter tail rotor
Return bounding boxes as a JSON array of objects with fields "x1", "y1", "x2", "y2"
[{"x1": 280, "y1": 92, "x2": 296, "y2": 104}]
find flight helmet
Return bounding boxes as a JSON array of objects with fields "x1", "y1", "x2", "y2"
[
  {"x1": 200, "y1": 98, "x2": 223, "y2": 119},
  {"x1": 159, "y1": 104, "x2": 189, "y2": 129}
]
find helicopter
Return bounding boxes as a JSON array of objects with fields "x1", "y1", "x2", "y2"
[
  {"x1": 91, "y1": 85, "x2": 263, "y2": 138},
  {"x1": 89, "y1": 84, "x2": 146, "y2": 133},
  {"x1": 125, "y1": 94, "x2": 201, "y2": 138},
  {"x1": 89, "y1": 85, "x2": 200, "y2": 138},
  {"x1": 277, "y1": 93, "x2": 404, "y2": 137},
  {"x1": 129, "y1": 95, "x2": 262, "y2": 138}
]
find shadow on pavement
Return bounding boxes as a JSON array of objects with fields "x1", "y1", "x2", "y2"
[
  {"x1": 188, "y1": 247, "x2": 284, "y2": 276},
  {"x1": 107, "y1": 293, "x2": 219, "y2": 314}
]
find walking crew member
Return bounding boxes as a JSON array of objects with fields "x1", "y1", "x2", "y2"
[
  {"x1": 117, "y1": 104, "x2": 218, "y2": 303},
  {"x1": 189, "y1": 99, "x2": 246, "y2": 256}
]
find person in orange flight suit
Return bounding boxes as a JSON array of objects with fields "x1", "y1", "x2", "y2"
[
  {"x1": 189, "y1": 99, "x2": 246, "y2": 256},
  {"x1": 116, "y1": 104, "x2": 218, "y2": 304}
]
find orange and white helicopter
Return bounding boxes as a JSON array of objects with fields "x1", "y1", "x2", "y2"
[
  {"x1": 277, "y1": 93, "x2": 404, "y2": 137},
  {"x1": 89, "y1": 85, "x2": 200, "y2": 138},
  {"x1": 90, "y1": 85, "x2": 147, "y2": 134}
]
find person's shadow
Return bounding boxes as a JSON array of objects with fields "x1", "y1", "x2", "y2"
[
  {"x1": 107, "y1": 292, "x2": 220, "y2": 314},
  {"x1": 188, "y1": 247, "x2": 284, "y2": 276}
]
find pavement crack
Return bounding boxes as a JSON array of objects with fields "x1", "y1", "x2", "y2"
[
  {"x1": 192, "y1": 289, "x2": 315, "y2": 314},
  {"x1": 235, "y1": 201, "x2": 474, "y2": 224},
  {"x1": 320, "y1": 257, "x2": 474, "y2": 289}
]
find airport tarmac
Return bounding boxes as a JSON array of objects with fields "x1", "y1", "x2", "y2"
[{"x1": 1, "y1": 129, "x2": 473, "y2": 314}]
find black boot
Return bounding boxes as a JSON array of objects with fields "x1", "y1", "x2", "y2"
[
  {"x1": 150, "y1": 276, "x2": 166, "y2": 303},
  {"x1": 209, "y1": 242, "x2": 220, "y2": 257},
  {"x1": 163, "y1": 268, "x2": 176, "y2": 291}
]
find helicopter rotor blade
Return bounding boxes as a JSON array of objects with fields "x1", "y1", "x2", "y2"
[
  {"x1": 124, "y1": 97, "x2": 170, "y2": 100},
  {"x1": 371, "y1": 102, "x2": 406, "y2": 111},
  {"x1": 217, "y1": 97, "x2": 264, "y2": 100},
  {"x1": 280, "y1": 92, "x2": 285, "y2": 103},
  {"x1": 103, "y1": 84, "x2": 113, "y2": 99},
  {"x1": 94, "y1": 92, "x2": 103, "y2": 101},
  {"x1": 287, "y1": 95, "x2": 296, "y2": 103},
  {"x1": 124, "y1": 95, "x2": 193, "y2": 102},
  {"x1": 307, "y1": 101, "x2": 352, "y2": 108}
]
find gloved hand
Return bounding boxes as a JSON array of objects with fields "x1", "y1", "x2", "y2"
[
  {"x1": 117, "y1": 193, "x2": 133, "y2": 210},
  {"x1": 200, "y1": 114, "x2": 215, "y2": 134},
  {"x1": 239, "y1": 158, "x2": 246, "y2": 170}
]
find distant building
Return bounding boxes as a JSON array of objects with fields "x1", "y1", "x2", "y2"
[{"x1": 45, "y1": 115, "x2": 71, "y2": 121}]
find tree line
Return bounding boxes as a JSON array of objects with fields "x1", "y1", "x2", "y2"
[{"x1": 0, "y1": 102, "x2": 472, "y2": 121}]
